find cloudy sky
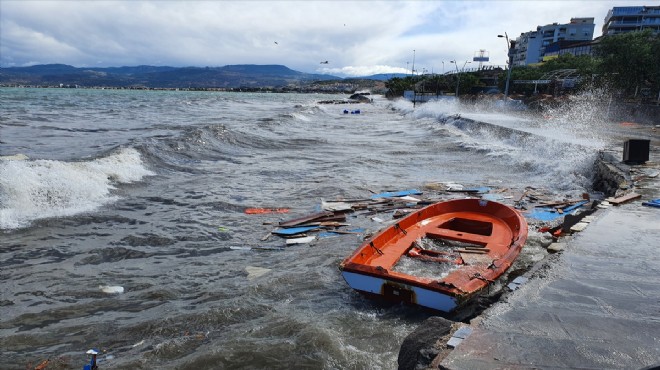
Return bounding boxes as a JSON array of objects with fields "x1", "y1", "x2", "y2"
[{"x1": 1, "y1": 0, "x2": 627, "y2": 77}]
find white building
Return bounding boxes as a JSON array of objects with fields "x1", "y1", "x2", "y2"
[{"x1": 513, "y1": 18, "x2": 595, "y2": 66}]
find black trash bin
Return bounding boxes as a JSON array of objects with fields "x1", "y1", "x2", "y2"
[{"x1": 623, "y1": 139, "x2": 650, "y2": 164}]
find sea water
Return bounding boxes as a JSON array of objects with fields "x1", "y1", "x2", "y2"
[{"x1": 0, "y1": 87, "x2": 631, "y2": 368}]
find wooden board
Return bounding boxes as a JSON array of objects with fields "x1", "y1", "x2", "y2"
[{"x1": 606, "y1": 192, "x2": 641, "y2": 205}]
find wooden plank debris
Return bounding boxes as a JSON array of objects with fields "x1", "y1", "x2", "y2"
[
  {"x1": 606, "y1": 192, "x2": 641, "y2": 205},
  {"x1": 279, "y1": 211, "x2": 334, "y2": 227}
]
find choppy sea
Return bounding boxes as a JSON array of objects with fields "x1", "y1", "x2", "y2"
[{"x1": 0, "y1": 88, "x2": 634, "y2": 369}]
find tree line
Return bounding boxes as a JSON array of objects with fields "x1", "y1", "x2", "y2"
[{"x1": 386, "y1": 30, "x2": 660, "y2": 102}]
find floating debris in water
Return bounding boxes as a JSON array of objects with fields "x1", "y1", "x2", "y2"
[{"x1": 99, "y1": 285, "x2": 124, "y2": 294}]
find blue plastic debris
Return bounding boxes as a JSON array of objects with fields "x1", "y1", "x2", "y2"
[
  {"x1": 83, "y1": 349, "x2": 99, "y2": 370},
  {"x1": 272, "y1": 226, "x2": 320, "y2": 236},
  {"x1": 481, "y1": 193, "x2": 503, "y2": 201},
  {"x1": 525, "y1": 200, "x2": 588, "y2": 221},
  {"x1": 642, "y1": 199, "x2": 660, "y2": 208},
  {"x1": 370, "y1": 189, "x2": 422, "y2": 199},
  {"x1": 507, "y1": 276, "x2": 529, "y2": 291},
  {"x1": 318, "y1": 228, "x2": 366, "y2": 238},
  {"x1": 447, "y1": 326, "x2": 473, "y2": 348}
]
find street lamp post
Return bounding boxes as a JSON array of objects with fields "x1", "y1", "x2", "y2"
[
  {"x1": 450, "y1": 60, "x2": 459, "y2": 96},
  {"x1": 450, "y1": 60, "x2": 471, "y2": 97},
  {"x1": 412, "y1": 49, "x2": 416, "y2": 76},
  {"x1": 498, "y1": 32, "x2": 516, "y2": 100}
]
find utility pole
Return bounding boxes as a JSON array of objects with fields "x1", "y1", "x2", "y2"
[
  {"x1": 412, "y1": 50, "x2": 416, "y2": 76},
  {"x1": 498, "y1": 32, "x2": 516, "y2": 100}
]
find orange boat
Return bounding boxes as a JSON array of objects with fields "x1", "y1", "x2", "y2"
[{"x1": 339, "y1": 198, "x2": 528, "y2": 312}]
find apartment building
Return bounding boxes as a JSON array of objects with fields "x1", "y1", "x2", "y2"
[
  {"x1": 602, "y1": 5, "x2": 660, "y2": 35},
  {"x1": 512, "y1": 18, "x2": 595, "y2": 66}
]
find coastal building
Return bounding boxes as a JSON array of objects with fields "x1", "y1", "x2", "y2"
[
  {"x1": 542, "y1": 39, "x2": 595, "y2": 60},
  {"x1": 602, "y1": 5, "x2": 660, "y2": 36},
  {"x1": 512, "y1": 18, "x2": 595, "y2": 66}
]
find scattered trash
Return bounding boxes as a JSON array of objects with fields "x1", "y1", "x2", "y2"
[
  {"x1": 279, "y1": 211, "x2": 335, "y2": 227},
  {"x1": 99, "y1": 285, "x2": 124, "y2": 294},
  {"x1": 370, "y1": 189, "x2": 422, "y2": 199},
  {"x1": 318, "y1": 228, "x2": 366, "y2": 238},
  {"x1": 606, "y1": 192, "x2": 641, "y2": 205},
  {"x1": 447, "y1": 326, "x2": 473, "y2": 348},
  {"x1": 286, "y1": 236, "x2": 316, "y2": 245},
  {"x1": 447, "y1": 186, "x2": 490, "y2": 194},
  {"x1": 507, "y1": 276, "x2": 529, "y2": 290},
  {"x1": 245, "y1": 208, "x2": 290, "y2": 214},
  {"x1": 642, "y1": 199, "x2": 660, "y2": 208},
  {"x1": 246, "y1": 266, "x2": 271, "y2": 280},
  {"x1": 321, "y1": 199, "x2": 353, "y2": 212},
  {"x1": 83, "y1": 349, "x2": 99, "y2": 370},
  {"x1": 272, "y1": 226, "x2": 320, "y2": 236},
  {"x1": 526, "y1": 200, "x2": 588, "y2": 221},
  {"x1": 34, "y1": 359, "x2": 49, "y2": 370}
]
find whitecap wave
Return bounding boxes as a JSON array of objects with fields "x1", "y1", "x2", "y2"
[{"x1": 0, "y1": 147, "x2": 154, "y2": 230}]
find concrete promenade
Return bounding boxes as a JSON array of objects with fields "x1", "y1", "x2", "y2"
[{"x1": 440, "y1": 143, "x2": 660, "y2": 369}]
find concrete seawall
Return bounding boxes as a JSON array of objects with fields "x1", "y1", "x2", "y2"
[{"x1": 398, "y1": 121, "x2": 660, "y2": 370}]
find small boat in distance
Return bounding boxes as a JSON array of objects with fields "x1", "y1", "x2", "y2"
[{"x1": 339, "y1": 198, "x2": 528, "y2": 313}]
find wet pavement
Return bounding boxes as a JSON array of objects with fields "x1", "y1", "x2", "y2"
[{"x1": 440, "y1": 136, "x2": 660, "y2": 369}]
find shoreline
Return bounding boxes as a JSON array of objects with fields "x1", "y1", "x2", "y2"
[{"x1": 399, "y1": 127, "x2": 660, "y2": 369}]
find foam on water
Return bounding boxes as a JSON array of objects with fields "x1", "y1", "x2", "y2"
[
  {"x1": 0, "y1": 147, "x2": 154, "y2": 229},
  {"x1": 389, "y1": 95, "x2": 608, "y2": 192}
]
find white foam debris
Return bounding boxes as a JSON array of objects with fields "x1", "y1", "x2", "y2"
[
  {"x1": 99, "y1": 285, "x2": 124, "y2": 294},
  {"x1": 286, "y1": 236, "x2": 316, "y2": 245}
]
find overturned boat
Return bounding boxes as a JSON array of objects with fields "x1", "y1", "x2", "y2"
[{"x1": 339, "y1": 198, "x2": 528, "y2": 312}]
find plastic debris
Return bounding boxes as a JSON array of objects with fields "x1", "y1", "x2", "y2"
[
  {"x1": 370, "y1": 189, "x2": 422, "y2": 199},
  {"x1": 507, "y1": 276, "x2": 529, "y2": 290},
  {"x1": 642, "y1": 199, "x2": 660, "y2": 208},
  {"x1": 245, "y1": 208, "x2": 290, "y2": 214},
  {"x1": 447, "y1": 326, "x2": 473, "y2": 348},
  {"x1": 272, "y1": 226, "x2": 320, "y2": 236},
  {"x1": 99, "y1": 285, "x2": 124, "y2": 294},
  {"x1": 285, "y1": 236, "x2": 316, "y2": 245}
]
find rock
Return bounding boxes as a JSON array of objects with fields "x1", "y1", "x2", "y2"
[
  {"x1": 398, "y1": 316, "x2": 453, "y2": 370},
  {"x1": 547, "y1": 242, "x2": 566, "y2": 253},
  {"x1": 349, "y1": 93, "x2": 372, "y2": 102}
]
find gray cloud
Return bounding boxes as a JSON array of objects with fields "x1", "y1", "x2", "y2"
[{"x1": 1, "y1": 0, "x2": 622, "y2": 76}]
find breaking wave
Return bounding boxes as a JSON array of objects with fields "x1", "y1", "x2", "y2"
[{"x1": 0, "y1": 147, "x2": 154, "y2": 229}]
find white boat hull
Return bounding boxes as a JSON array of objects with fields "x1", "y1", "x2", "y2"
[{"x1": 341, "y1": 271, "x2": 458, "y2": 312}]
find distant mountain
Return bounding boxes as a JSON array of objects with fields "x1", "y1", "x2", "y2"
[{"x1": 0, "y1": 64, "x2": 346, "y2": 88}]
